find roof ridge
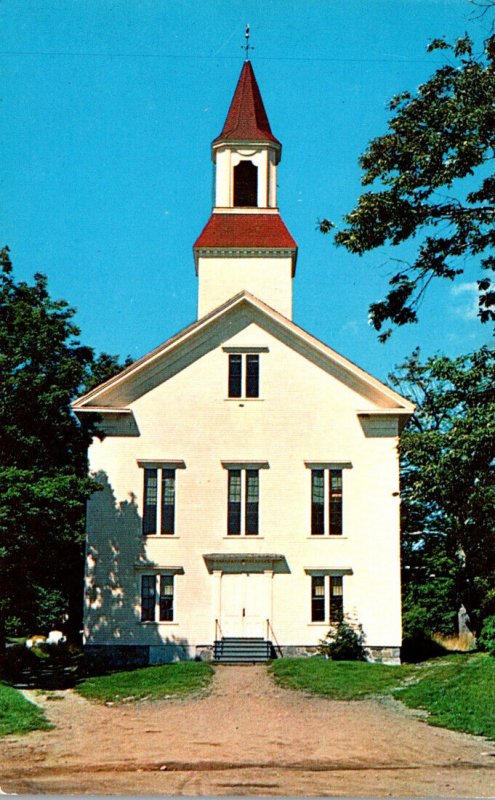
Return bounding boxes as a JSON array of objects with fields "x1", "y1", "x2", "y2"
[
  {"x1": 72, "y1": 291, "x2": 251, "y2": 407},
  {"x1": 73, "y1": 291, "x2": 414, "y2": 413}
]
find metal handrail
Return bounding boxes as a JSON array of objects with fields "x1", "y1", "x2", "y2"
[
  {"x1": 266, "y1": 618, "x2": 283, "y2": 658},
  {"x1": 215, "y1": 618, "x2": 224, "y2": 642}
]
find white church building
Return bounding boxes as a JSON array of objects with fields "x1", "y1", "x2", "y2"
[{"x1": 73, "y1": 58, "x2": 414, "y2": 667}]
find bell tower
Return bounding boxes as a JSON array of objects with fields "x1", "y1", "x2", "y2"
[
  {"x1": 193, "y1": 58, "x2": 297, "y2": 320},
  {"x1": 211, "y1": 59, "x2": 281, "y2": 211}
]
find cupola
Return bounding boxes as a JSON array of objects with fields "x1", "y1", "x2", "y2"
[
  {"x1": 211, "y1": 60, "x2": 281, "y2": 210},
  {"x1": 193, "y1": 59, "x2": 297, "y2": 320}
]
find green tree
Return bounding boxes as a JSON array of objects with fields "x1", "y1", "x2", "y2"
[
  {"x1": 0, "y1": 247, "x2": 128, "y2": 645},
  {"x1": 321, "y1": 31, "x2": 495, "y2": 340},
  {"x1": 389, "y1": 347, "x2": 495, "y2": 637}
]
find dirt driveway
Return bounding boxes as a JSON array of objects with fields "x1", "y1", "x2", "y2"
[{"x1": 1, "y1": 664, "x2": 494, "y2": 796}]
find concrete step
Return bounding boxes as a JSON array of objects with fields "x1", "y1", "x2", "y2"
[{"x1": 213, "y1": 637, "x2": 275, "y2": 663}]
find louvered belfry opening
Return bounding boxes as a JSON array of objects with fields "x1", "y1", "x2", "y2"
[{"x1": 234, "y1": 160, "x2": 257, "y2": 206}]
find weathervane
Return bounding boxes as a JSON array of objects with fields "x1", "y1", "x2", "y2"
[{"x1": 243, "y1": 24, "x2": 254, "y2": 60}]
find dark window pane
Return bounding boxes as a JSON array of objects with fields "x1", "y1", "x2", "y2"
[
  {"x1": 330, "y1": 576, "x2": 344, "y2": 623},
  {"x1": 159, "y1": 575, "x2": 174, "y2": 621},
  {"x1": 245, "y1": 469, "x2": 259, "y2": 535},
  {"x1": 311, "y1": 575, "x2": 325, "y2": 622},
  {"x1": 246, "y1": 354, "x2": 259, "y2": 398},
  {"x1": 143, "y1": 468, "x2": 158, "y2": 535},
  {"x1": 228, "y1": 354, "x2": 242, "y2": 398},
  {"x1": 228, "y1": 469, "x2": 241, "y2": 534},
  {"x1": 161, "y1": 469, "x2": 175, "y2": 535},
  {"x1": 329, "y1": 469, "x2": 343, "y2": 535},
  {"x1": 311, "y1": 469, "x2": 324, "y2": 535},
  {"x1": 141, "y1": 575, "x2": 156, "y2": 622},
  {"x1": 233, "y1": 160, "x2": 258, "y2": 207}
]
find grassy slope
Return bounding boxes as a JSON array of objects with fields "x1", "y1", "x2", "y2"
[
  {"x1": 396, "y1": 653, "x2": 495, "y2": 738},
  {"x1": 270, "y1": 657, "x2": 414, "y2": 699},
  {"x1": 0, "y1": 681, "x2": 51, "y2": 736},
  {"x1": 76, "y1": 661, "x2": 214, "y2": 703},
  {"x1": 270, "y1": 654, "x2": 495, "y2": 739}
]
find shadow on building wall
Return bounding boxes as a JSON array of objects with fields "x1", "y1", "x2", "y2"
[{"x1": 84, "y1": 471, "x2": 191, "y2": 672}]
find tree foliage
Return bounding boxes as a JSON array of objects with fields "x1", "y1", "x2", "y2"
[
  {"x1": 390, "y1": 347, "x2": 495, "y2": 636},
  {"x1": 323, "y1": 32, "x2": 495, "y2": 340},
  {"x1": 0, "y1": 247, "x2": 128, "y2": 644},
  {"x1": 477, "y1": 614, "x2": 495, "y2": 655}
]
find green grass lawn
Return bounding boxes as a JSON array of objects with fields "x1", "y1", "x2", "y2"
[
  {"x1": 75, "y1": 661, "x2": 214, "y2": 703},
  {"x1": 396, "y1": 653, "x2": 495, "y2": 738},
  {"x1": 0, "y1": 681, "x2": 51, "y2": 736},
  {"x1": 270, "y1": 657, "x2": 415, "y2": 699},
  {"x1": 270, "y1": 653, "x2": 495, "y2": 739}
]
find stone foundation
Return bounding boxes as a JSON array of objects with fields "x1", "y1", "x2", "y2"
[
  {"x1": 149, "y1": 643, "x2": 193, "y2": 664},
  {"x1": 84, "y1": 643, "x2": 214, "y2": 672},
  {"x1": 84, "y1": 645, "x2": 150, "y2": 674},
  {"x1": 84, "y1": 642, "x2": 401, "y2": 670},
  {"x1": 366, "y1": 646, "x2": 401, "y2": 665},
  {"x1": 278, "y1": 645, "x2": 400, "y2": 664},
  {"x1": 279, "y1": 645, "x2": 320, "y2": 658},
  {"x1": 195, "y1": 645, "x2": 214, "y2": 661}
]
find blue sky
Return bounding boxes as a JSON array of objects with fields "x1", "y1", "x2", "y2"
[{"x1": 1, "y1": 0, "x2": 492, "y2": 381}]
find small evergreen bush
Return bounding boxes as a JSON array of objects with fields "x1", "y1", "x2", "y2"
[
  {"x1": 477, "y1": 615, "x2": 495, "y2": 656},
  {"x1": 318, "y1": 616, "x2": 367, "y2": 661}
]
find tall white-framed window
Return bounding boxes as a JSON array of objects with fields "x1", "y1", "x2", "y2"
[
  {"x1": 140, "y1": 573, "x2": 177, "y2": 622},
  {"x1": 222, "y1": 461, "x2": 269, "y2": 536},
  {"x1": 137, "y1": 460, "x2": 186, "y2": 536},
  {"x1": 223, "y1": 346, "x2": 269, "y2": 399},
  {"x1": 306, "y1": 570, "x2": 350, "y2": 624},
  {"x1": 304, "y1": 567, "x2": 353, "y2": 625},
  {"x1": 305, "y1": 462, "x2": 352, "y2": 536},
  {"x1": 228, "y1": 468, "x2": 258, "y2": 535},
  {"x1": 229, "y1": 353, "x2": 259, "y2": 398}
]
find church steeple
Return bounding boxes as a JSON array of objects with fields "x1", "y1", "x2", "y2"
[
  {"x1": 212, "y1": 60, "x2": 281, "y2": 150},
  {"x1": 193, "y1": 59, "x2": 297, "y2": 320},
  {"x1": 209, "y1": 59, "x2": 283, "y2": 211}
]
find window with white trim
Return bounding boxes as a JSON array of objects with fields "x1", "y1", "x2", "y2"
[
  {"x1": 227, "y1": 468, "x2": 259, "y2": 535},
  {"x1": 228, "y1": 353, "x2": 260, "y2": 398},
  {"x1": 141, "y1": 574, "x2": 174, "y2": 622},
  {"x1": 311, "y1": 575, "x2": 344, "y2": 623},
  {"x1": 142, "y1": 467, "x2": 176, "y2": 535},
  {"x1": 311, "y1": 468, "x2": 343, "y2": 536}
]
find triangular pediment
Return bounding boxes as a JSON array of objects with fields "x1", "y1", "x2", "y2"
[{"x1": 72, "y1": 292, "x2": 415, "y2": 416}]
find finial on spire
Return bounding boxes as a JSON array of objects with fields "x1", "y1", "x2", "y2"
[{"x1": 242, "y1": 24, "x2": 254, "y2": 61}]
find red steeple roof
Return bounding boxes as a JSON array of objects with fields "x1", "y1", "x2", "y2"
[
  {"x1": 193, "y1": 213, "x2": 297, "y2": 275},
  {"x1": 194, "y1": 213, "x2": 296, "y2": 250},
  {"x1": 213, "y1": 61, "x2": 281, "y2": 146}
]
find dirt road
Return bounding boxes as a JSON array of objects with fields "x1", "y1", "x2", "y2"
[{"x1": 1, "y1": 664, "x2": 494, "y2": 796}]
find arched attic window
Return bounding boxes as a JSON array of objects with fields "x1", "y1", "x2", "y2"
[{"x1": 233, "y1": 160, "x2": 258, "y2": 207}]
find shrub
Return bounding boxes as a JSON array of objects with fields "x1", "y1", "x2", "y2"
[
  {"x1": 318, "y1": 617, "x2": 367, "y2": 661},
  {"x1": 477, "y1": 615, "x2": 495, "y2": 656},
  {"x1": 402, "y1": 605, "x2": 433, "y2": 641}
]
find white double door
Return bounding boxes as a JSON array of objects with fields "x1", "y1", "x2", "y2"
[{"x1": 221, "y1": 573, "x2": 267, "y2": 637}]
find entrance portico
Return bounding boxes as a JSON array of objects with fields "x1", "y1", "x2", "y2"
[{"x1": 204, "y1": 553, "x2": 287, "y2": 641}]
